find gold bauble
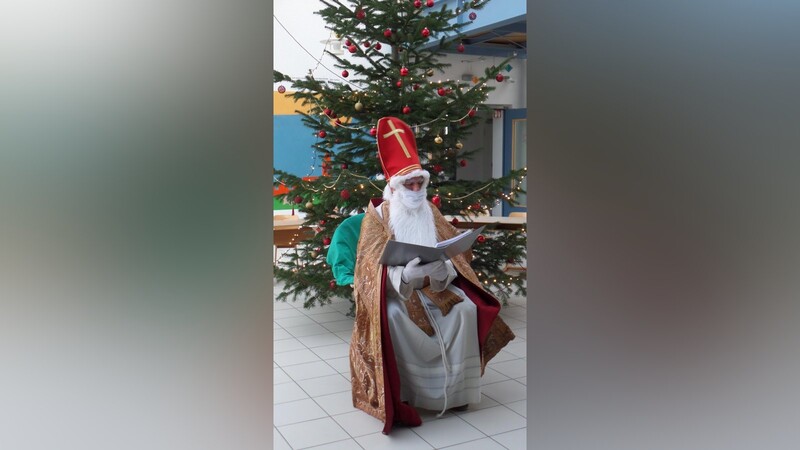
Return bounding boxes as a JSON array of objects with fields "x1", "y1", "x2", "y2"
[
  {"x1": 455, "y1": 141, "x2": 463, "y2": 149},
  {"x1": 434, "y1": 135, "x2": 443, "y2": 144},
  {"x1": 426, "y1": 68, "x2": 435, "y2": 77},
  {"x1": 310, "y1": 251, "x2": 318, "y2": 258},
  {"x1": 354, "y1": 101, "x2": 363, "y2": 111},
  {"x1": 305, "y1": 201, "x2": 314, "y2": 209}
]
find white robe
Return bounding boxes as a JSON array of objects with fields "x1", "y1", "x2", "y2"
[{"x1": 379, "y1": 211, "x2": 482, "y2": 413}]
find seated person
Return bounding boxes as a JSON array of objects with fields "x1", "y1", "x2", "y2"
[{"x1": 329, "y1": 116, "x2": 515, "y2": 434}]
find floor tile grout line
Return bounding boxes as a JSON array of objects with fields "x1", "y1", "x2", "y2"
[
  {"x1": 287, "y1": 419, "x2": 351, "y2": 450},
  {"x1": 412, "y1": 412, "x2": 493, "y2": 448},
  {"x1": 454, "y1": 403, "x2": 527, "y2": 428},
  {"x1": 437, "y1": 433, "x2": 506, "y2": 450},
  {"x1": 494, "y1": 403, "x2": 528, "y2": 422},
  {"x1": 480, "y1": 388, "x2": 528, "y2": 413},
  {"x1": 273, "y1": 426, "x2": 292, "y2": 449},
  {"x1": 489, "y1": 434, "x2": 514, "y2": 450},
  {"x1": 275, "y1": 413, "x2": 351, "y2": 430},
  {"x1": 409, "y1": 428, "x2": 439, "y2": 449},
  {"x1": 279, "y1": 369, "x2": 351, "y2": 385},
  {"x1": 301, "y1": 436, "x2": 367, "y2": 450}
]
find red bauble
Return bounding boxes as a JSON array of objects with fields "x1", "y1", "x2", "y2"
[
  {"x1": 340, "y1": 163, "x2": 348, "y2": 170},
  {"x1": 451, "y1": 218, "x2": 459, "y2": 226},
  {"x1": 323, "y1": 237, "x2": 331, "y2": 246},
  {"x1": 277, "y1": 85, "x2": 286, "y2": 93},
  {"x1": 330, "y1": 280, "x2": 336, "y2": 289},
  {"x1": 319, "y1": 220, "x2": 326, "y2": 226},
  {"x1": 459, "y1": 159, "x2": 467, "y2": 167},
  {"x1": 457, "y1": 43, "x2": 465, "y2": 53},
  {"x1": 413, "y1": 83, "x2": 420, "y2": 90},
  {"x1": 330, "y1": 112, "x2": 337, "y2": 118},
  {"x1": 363, "y1": 41, "x2": 370, "y2": 47},
  {"x1": 323, "y1": 108, "x2": 332, "y2": 116},
  {"x1": 396, "y1": 80, "x2": 403, "y2": 87},
  {"x1": 468, "y1": 108, "x2": 476, "y2": 117},
  {"x1": 355, "y1": 9, "x2": 366, "y2": 20},
  {"x1": 431, "y1": 195, "x2": 442, "y2": 208},
  {"x1": 496, "y1": 73, "x2": 504, "y2": 82},
  {"x1": 369, "y1": 127, "x2": 377, "y2": 136},
  {"x1": 400, "y1": 67, "x2": 409, "y2": 76},
  {"x1": 293, "y1": 195, "x2": 303, "y2": 204},
  {"x1": 414, "y1": 0, "x2": 422, "y2": 7},
  {"x1": 427, "y1": 0, "x2": 434, "y2": 6},
  {"x1": 477, "y1": 234, "x2": 486, "y2": 243},
  {"x1": 433, "y1": 164, "x2": 443, "y2": 173},
  {"x1": 471, "y1": 202, "x2": 481, "y2": 210},
  {"x1": 469, "y1": 12, "x2": 477, "y2": 20},
  {"x1": 344, "y1": 39, "x2": 351, "y2": 46},
  {"x1": 342, "y1": 70, "x2": 349, "y2": 78},
  {"x1": 318, "y1": 130, "x2": 327, "y2": 138},
  {"x1": 383, "y1": 29, "x2": 392, "y2": 38},
  {"x1": 421, "y1": 27, "x2": 430, "y2": 37},
  {"x1": 374, "y1": 42, "x2": 382, "y2": 50},
  {"x1": 437, "y1": 87, "x2": 447, "y2": 96},
  {"x1": 348, "y1": 45, "x2": 357, "y2": 53},
  {"x1": 340, "y1": 189, "x2": 350, "y2": 200},
  {"x1": 402, "y1": 105, "x2": 411, "y2": 114},
  {"x1": 460, "y1": 119, "x2": 466, "y2": 125}
]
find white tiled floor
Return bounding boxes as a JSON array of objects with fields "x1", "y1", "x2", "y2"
[{"x1": 274, "y1": 280, "x2": 527, "y2": 449}]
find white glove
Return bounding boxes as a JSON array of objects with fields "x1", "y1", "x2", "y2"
[{"x1": 401, "y1": 257, "x2": 449, "y2": 289}]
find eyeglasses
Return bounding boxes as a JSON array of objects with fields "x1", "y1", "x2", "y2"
[{"x1": 403, "y1": 179, "x2": 425, "y2": 190}]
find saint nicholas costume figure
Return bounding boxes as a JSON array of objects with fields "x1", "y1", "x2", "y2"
[{"x1": 328, "y1": 116, "x2": 515, "y2": 435}]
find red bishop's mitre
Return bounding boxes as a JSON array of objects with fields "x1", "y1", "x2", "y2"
[{"x1": 376, "y1": 117, "x2": 429, "y2": 188}]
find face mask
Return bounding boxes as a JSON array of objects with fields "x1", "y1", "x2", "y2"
[{"x1": 399, "y1": 189, "x2": 427, "y2": 209}]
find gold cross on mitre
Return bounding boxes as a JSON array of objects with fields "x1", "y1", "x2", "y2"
[{"x1": 382, "y1": 120, "x2": 411, "y2": 158}]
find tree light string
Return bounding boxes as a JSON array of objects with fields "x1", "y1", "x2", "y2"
[
  {"x1": 275, "y1": 169, "x2": 527, "y2": 203},
  {"x1": 312, "y1": 29, "x2": 335, "y2": 75},
  {"x1": 439, "y1": 171, "x2": 527, "y2": 201},
  {"x1": 273, "y1": 14, "x2": 360, "y2": 89},
  {"x1": 275, "y1": 14, "x2": 500, "y2": 131},
  {"x1": 314, "y1": 96, "x2": 484, "y2": 132}
]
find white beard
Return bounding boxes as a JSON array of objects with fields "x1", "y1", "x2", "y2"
[{"x1": 388, "y1": 188, "x2": 437, "y2": 247}]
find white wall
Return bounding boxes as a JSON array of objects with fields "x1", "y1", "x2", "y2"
[
  {"x1": 273, "y1": 0, "x2": 339, "y2": 85},
  {"x1": 274, "y1": 0, "x2": 527, "y2": 110},
  {"x1": 437, "y1": 53, "x2": 527, "y2": 109}
]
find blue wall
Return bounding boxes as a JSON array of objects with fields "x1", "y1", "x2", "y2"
[
  {"x1": 441, "y1": 0, "x2": 525, "y2": 33},
  {"x1": 274, "y1": 115, "x2": 321, "y2": 177}
]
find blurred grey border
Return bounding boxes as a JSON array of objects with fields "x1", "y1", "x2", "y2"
[
  {"x1": 1, "y1": 2, "x2": 274, "y2": 449},
  {"x1": 527, "y1": 1, "x2": 800, "y2": 449}
]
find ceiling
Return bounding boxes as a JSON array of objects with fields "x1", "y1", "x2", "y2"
[{"x1": 443, "y1": 17, "x2": 527, "y2": 59}]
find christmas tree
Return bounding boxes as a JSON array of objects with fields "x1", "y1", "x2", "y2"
[{"x1": 274, "y1": 0, "x2": 527, "y2": 309}]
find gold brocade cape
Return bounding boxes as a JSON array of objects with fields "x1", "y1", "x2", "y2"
[{"x1": 349, "y1": 199, "x2": 516, "y2": 434}]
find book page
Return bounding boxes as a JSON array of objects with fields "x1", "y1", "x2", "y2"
[
  {"x1": 435, "y1": 230, "x2": 470, "y2": 248},
  {"x1": 435, "y1": 225, "x2": 485, "y2": 248},
  {"x1": 379, "y1": 225, "x2": 486, "y2": 266}
]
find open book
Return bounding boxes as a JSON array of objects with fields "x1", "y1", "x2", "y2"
[{"x1": 379, "y1": 225, "x2": 486, "y2": 266}]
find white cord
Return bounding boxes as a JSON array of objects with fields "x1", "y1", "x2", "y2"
[{"x1": 419, "y1": 291, "x2": 451, "y2": 417}]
